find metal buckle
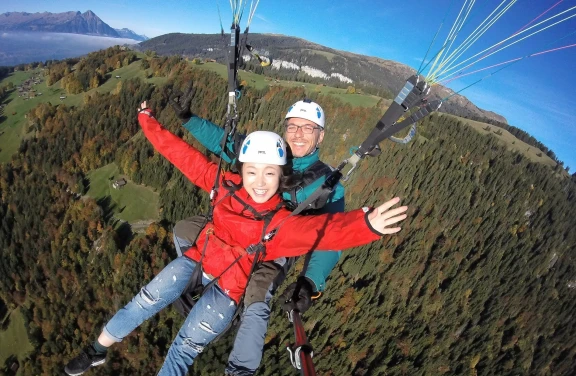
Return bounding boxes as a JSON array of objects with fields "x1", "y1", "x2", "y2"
[{"x1": 246, "y1": 243, "x2": 265, "y2": 255}]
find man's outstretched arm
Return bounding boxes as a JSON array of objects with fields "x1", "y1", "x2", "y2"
[{"x1": 182, "y1": 116, "x2": 240, "y2": 163}]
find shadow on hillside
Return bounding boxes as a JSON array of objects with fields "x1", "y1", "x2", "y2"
[
  {"x1": 96, "y1": 196, "x2": 117, "y2": 224},
  {"x1": 97, "y1": 196, "x2": 134, "y2": 249},
  {"x1": 1, "y1": 312, "x2": 11, "y2": 331},
  {"x1": 352, "y1": 276, "x2": 375, "y2": 290},
  {"x1": 102, "y1": 73, "x2": 112, "y2": 86},
  {"x1": 0, "y1": 298, "x2": 7, "y2": 323},
  {"x1": 82, "y1": 176, "x2": 91, "y2": 194},
  {"x1": 114, "y1": 220, "x2": 134, "y2": 250},
  {"x1": 2, "y1": 354, "x2": 18, "y2": 375}
]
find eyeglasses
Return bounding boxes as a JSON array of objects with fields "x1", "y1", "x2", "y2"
[{"x1": 285, "y1": 124, "x2": 321, "y2": 134}]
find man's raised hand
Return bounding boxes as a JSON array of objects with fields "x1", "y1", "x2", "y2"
[{"x1": 169, "y1": 82, "x2": 195, "y2": 122}]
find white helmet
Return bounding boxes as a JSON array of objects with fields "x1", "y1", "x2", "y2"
[
  {"x1": 239, "y1": 131, "x2": 287, "y2": 165},
  {"x1": 285, "y1": 99, "x2": 325, "y2": 128}
]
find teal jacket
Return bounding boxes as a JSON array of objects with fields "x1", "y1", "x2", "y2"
[{"x1": 182, "y1": 115, "x2": 345, "y2": 292}]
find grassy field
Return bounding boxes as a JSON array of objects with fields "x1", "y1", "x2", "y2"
[
  {"x1": 86, "y1": 163, "x2": 159, "y2": 223},
  {"x1": 93, "y1": 58, "x2": 169, "y2": 94},
  {"x1": 0, "y1": 59, "x2": 168, "y2": 164},
  {"x1": 443, "y1": 114, "x2": 557, "y2": 167},
  {"x1": 0, "y1": 308, "x2": 33, "y2": 368},
  {"x1": 0, "y1": 68, "x2": 76, "y2": 162},
  {"x1": 303, "y1": 49, "x2": 337, "y2": 61}
]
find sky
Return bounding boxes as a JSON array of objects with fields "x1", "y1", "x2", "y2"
[{"x1": 1, "y1": 0, "x2": 575, "y2": 170}]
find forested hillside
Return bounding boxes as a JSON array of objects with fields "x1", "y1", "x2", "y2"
[{"x1": 0, "y1": 48, "x2": 575, "y2": 375}]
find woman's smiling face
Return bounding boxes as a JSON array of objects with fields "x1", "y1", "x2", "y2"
[{"x1": 242, "y1": 162, "x2": 282, "y2": 203}]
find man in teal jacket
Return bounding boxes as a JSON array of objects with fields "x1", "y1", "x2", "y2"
[{"x1": 174, "y1": 98, "x2": 344, "y2": 376}]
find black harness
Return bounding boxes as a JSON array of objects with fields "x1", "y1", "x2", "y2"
[{"x1": 286, "y1": 160, "x2": 334, "y2": 212}]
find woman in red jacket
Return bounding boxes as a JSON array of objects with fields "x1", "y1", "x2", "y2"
[{"x1": 64, "y1": 102, "x2": 408, "y2": 376}]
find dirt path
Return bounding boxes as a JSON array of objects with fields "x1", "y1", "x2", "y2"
[{"x1": 129, "y1": 219, "x2": 156, "y2": 233}]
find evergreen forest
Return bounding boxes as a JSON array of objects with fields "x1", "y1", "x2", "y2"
[{"x1": 0, "y1": 48, "x2": 575, "y2": 375}]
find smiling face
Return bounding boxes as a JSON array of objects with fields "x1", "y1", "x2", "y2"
[
  {"x1": 283, "y1": 117, "x2": 325, "y2": 158},
  {"x1": 242, "y1": 162, "x2": 282, "y2": 203}
]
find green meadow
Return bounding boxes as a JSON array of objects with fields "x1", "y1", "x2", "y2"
[{"x1": 86, "y1": 163, "x2": 159, "y2": 223}]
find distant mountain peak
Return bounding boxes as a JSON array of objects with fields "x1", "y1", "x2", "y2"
[
  {"x1": 0, "y1": 10, "x2": 146, "y2": 41},
  {"x1": 114, "y1": 27, "x2": 149, "y2": 41}
]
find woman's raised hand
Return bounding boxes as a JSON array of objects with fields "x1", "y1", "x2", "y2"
[{"x1": 367, "y1": 197, "x2": 408, "y2": 235}]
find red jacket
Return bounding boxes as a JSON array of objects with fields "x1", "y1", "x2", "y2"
[{"x1": 138, "y1": 111, "x2": 382, "y2": 303}]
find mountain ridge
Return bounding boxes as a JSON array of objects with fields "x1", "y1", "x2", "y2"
[
  {"x1": 0, "y1": 10, "x2": 148, "y2": 41},
  {"x1": 137, "y1": 33, "x2": 508, "y2": 125}
]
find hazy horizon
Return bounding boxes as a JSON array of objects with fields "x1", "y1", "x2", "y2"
[{"x1": 0, "y1": 31, "x2": 139, "y2": 66}]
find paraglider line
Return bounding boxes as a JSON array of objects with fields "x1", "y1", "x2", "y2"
[
  {"x1": 531, "y1": 42, "x2": 576, "y2": 56},
  {"x1": 421, "y1": 0, "x2": 495, "y2": 77},
  {"x1": 435, "y1": 7, "x2": 576, "y2": 81},
  {"x1": 418, "y1": 0, "x2": 456, "y2": 75},
  {"x1": 441, "y1": 0, "x2": 566, "y2": 81},
  {"x1": 516, "y1": 0, "x2": 565, "y2": 35},
  {"x1": 431, "y1": 0, "x2": 518, "y2": 80},
  {"x1": 441, "y1": 42, "x2": 576, "y2": 85},
  {"x1": 443, "y1": 29, "x2": 576, "y2": 101}
]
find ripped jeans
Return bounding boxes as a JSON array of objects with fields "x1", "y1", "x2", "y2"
[{"x1": 103, "y1": 256, "x2": 237, "y2": 376}]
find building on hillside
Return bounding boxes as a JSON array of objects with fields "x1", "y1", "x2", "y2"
[{"x1": 112, "y1": 178, "x2": 127, "y2": 189}]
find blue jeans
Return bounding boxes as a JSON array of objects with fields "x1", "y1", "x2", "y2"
[
  {"x1": 103, "y1": 256, "x2": 237, "y2": 376},
  {"x1": 225, "y1": 286, "x2": 274, "y2": 376}
]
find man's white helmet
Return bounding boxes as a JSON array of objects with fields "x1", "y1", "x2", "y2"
[
  {"x1": 285, "y1": 99, "x2": 325, "y2": 128},
  {"x1": 239, "y1": 131, "x2": 287, "y2": 165}
]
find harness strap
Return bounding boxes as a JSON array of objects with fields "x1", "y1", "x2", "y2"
[
  {"x1": 231, "y1": 193, "x2": 267, "y2": 220},
  {"x1": 200, "y1": 185, "x2": 284, "y2": 287},
  {"x1": 204, "y1": 201, "x2": 284, "y2": 343},
  {"x1": 289, "y1": 160, "x2": 333, "y2": 209}
]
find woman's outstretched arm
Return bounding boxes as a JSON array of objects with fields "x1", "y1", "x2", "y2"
[
  {"x1": 137, "y1": 102, "x2": 218, "y2": 193},
  {"x1": 265, "y1": 197, "x2": 408, "y2": 260}
]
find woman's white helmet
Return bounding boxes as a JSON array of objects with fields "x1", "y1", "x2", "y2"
[
  {"x1": 285, "y1": 99, "x2": 325, "y2": 128},
  {"x1": 239, "y1": 131, "x2": 287, "y2": 165}
]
